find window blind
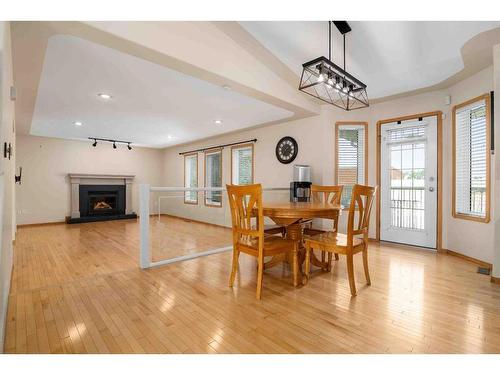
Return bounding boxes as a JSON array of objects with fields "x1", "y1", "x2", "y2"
[
  {"x1": 337, "y1": 125, "x2": 366, "y2": 206},
  {"x1": 232, "y1": 146, "x2": 253, "y2": 185},
  {"x1": 205, "y1": 150, "x2": 222, "y2": 206},
  {"x1": 454, "y1": 98, "x2": 487, "y2": 218},
  {"x1": 184, "y1": 154, "x2": 198, "y2": 203}
]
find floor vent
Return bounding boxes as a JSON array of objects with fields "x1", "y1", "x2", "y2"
[{"x1": 477, "y1": 267, "x2": 491, "y2": 276}]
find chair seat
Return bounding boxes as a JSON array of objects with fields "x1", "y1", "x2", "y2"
[
  {"x1": 239, "y1": 235, "x2": 294, "y2": 256},
  {"x1": 305, "y1": 232, "x2": 364, "y2": 250}
]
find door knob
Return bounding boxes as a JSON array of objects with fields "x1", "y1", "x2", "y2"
[{"x1": 429, "y1": 187, "x2": 434, "y2": 192}]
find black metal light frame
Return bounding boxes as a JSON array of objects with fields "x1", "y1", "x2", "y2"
[
  {"x1": 89, "y1": 137, "x2": 132, "y2": 150},
  {"x1": 298, "y1": 21, "x2": 369, "y2": 111}
]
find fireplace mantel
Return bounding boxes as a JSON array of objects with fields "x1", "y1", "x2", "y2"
[
  {"x1": 69, "y1": 173, "x2": 135, "y2": 184},
  {"x1": 68, "y1": 173, "x2": 135, "y2": 220}
]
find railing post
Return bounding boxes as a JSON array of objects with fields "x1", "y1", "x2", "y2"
[{"x1": 139, "y1": 184, "x2": 150, "y2": 269}]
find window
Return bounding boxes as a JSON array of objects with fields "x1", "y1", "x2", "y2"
[
  {"x1": 453, "y1": 94, "x2": 490, "y2": 222},
  {"x1": 184, "y1": 153, "x2": 198, "y2": 204},
  {"x1": 231, "y1": 144, "x2": 254, "y2": 185},
  {"x1": 335, "y1": 122, "x2": 368, "y2": 206},
  {"x1": 205, "y1": 149, "x2": 223, "y2": 207}
]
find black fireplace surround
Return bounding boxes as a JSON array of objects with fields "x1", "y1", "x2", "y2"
[{"x1": 67, "y1": 184, "x2": 137, "y2": 224}]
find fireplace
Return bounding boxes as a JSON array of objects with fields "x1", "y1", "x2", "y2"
[
  {"x1": 67, "y1": 174, "x2": 137, "y2": 224},
  {"x1": 89, "y1": 193, "x2": 117, "y2": 215},
  {"x1": 79, "y1": 185, "x2": 126, "y2": 218},
  {"x1": 88, "y1": 192, "x2": 118, "y2": 216}
]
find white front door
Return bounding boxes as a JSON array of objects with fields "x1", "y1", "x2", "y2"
[{"x1": 380, "y1": 115, "x2": 438, "y2": 249}]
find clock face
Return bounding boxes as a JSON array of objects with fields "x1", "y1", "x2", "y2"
[{"x1": 276, "y1": 136, "x2": 298, "y2": 164}]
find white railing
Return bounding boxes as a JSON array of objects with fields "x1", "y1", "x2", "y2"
[{"x1": 139, "y1": 184, "x2": 289, "y2": 269}]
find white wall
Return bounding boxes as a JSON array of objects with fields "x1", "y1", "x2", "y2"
[
  {"x1": 161, "y1": 113, "x2": 339, "y2": 227},
  {"x1": 493, "y1": 44, "x2": 500, "y2": 279},
  {"x1": 159, "y1": 66, "x2": 496, "y2": 263},
  {"x1": 0, "y1": 21, "x2": 16, "y2": 353},
  {"x1": 15, "y1": 135, "x2": 164, "y2": 225},
  {"x1": 445, "y1": 67, "x2": 495, "y2": 263},
  {"x1": 12, "y1": 60, "x2": 497, "y2": 265}
]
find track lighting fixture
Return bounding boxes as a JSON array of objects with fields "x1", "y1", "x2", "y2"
[{"x1": 88, "y1": 137, "x2": 133, "y2": 150}]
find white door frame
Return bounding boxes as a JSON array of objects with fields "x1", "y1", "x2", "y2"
[
  {"x1": 380, "y1": 116, "x2": 437, "y2": 248},
  {"x1": 376, "y1": 111, "x2": 443, "y2": 251}
]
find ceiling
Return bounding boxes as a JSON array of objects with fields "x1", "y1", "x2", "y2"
[
  {"x1": 15, "y1": 21, "x2": 500, "y2": 149},
  {"x1": 30, "y1": 34, "x2": 293, "y2": 148},
  {"x1": 240, "y1": 21, "x2": 500, "y2": 99}
]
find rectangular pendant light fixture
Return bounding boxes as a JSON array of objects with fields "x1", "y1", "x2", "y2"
[{"x1": 298, "y1": 21, "x2": 369, "y2": 111}]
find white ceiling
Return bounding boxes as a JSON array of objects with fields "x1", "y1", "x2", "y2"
[
  {"x1": 240, "y1": 21, "x2": 500, "y2": 99},
  {"x1": 31, "y1": 35, "x2": 293, "y2": 148}
]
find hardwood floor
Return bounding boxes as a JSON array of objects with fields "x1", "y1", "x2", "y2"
[{"x1": 4, "y1": 218, "x2": 500, "y2": 353}]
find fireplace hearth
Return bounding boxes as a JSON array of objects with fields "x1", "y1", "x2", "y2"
[{"x1": 67, "y1": 174, "x2": 137, "y2": 224}]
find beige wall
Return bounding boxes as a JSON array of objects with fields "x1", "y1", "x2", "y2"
[
  {"x1": 159, "y1": 66, "x2": 496, "y2": 264},
  {"x1": 15, "y1": 135, "x2": 164, "y2": 225},
  {"x1": 0, "y1": 21, "x2": 16, "y2": 353}
]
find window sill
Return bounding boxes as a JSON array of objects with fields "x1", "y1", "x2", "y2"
[
  {"x1": 205, "y1": 201, "x2": 223, "y2": 208},
  {"x1": 452, "y1": 212, "x2": 490, "y2": 223}
]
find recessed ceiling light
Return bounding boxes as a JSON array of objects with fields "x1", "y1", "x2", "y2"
[
  {"x1": 73, "y1": 121, "x2": 83, "y2": 126},
  {"x1": 97, "y1": 93, "x2": 112, "y2": 100},
  {"x1": 222, "y1": 85, "x2": 231, "y2": 90},
  {"x1": 214, "y1": 120, "x2": 223, "y2": 125},
  {"x1": 167, "y1": 135, "x2": 173, "y2": 139}
]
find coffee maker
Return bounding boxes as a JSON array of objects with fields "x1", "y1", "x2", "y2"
[{"x1": 290, "y1": 165, "x2": 312, "y2": 202}]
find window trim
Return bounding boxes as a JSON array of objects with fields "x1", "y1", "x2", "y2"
[
  {"x1": 230, "y1": 143, "x2": 254, "y2": 185},
  {"x1": 183, "y1": 152, "x2": 198, "y2": 205},
  {"x1": 334, "y1": 122, "x2": 369, "y2": 209},
  {"x1": 204, "y1": 148, "x2": 223, "y2": 208},
  {"x1": 452, "y1": 93, "x2": 491, "y2": 223}
]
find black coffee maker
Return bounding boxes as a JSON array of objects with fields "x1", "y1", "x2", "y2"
[{"x1": 290, "y1": 165, "x2": 312, "y2": 202}]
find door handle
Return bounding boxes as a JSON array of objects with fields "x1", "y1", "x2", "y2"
[{"x1": 429, "y1": 187, "x2": 435, "y2": 192}]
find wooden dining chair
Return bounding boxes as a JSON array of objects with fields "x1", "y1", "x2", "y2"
[
  {"x1": 303, "y1": 184, "x2": 343, "y2": 270},
  {"x1": 303, "y1": 184, "x2": 377, "y2": 297},
  {"x1": 226, "y1": 184, "x2": 298, "y2": 299}
]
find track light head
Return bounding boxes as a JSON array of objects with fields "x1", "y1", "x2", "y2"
[
  {"x1": 113, "y1": 142, "x2": 117, "y2": 149},
  {"x1": 127, "y1": 143, "x2": 132, "y2": 150},
  {"x1": 92, "y1": 139, "x2": 97, "y2": 147}
]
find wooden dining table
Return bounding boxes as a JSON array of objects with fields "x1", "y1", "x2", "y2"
[{"x1": 258, "y1": 201, "x2": 342, "y2": 286}]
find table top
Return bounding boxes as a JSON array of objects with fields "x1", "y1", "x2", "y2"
[{"x1": 259, "y1": 201, "x2": 342, "y2": 220}]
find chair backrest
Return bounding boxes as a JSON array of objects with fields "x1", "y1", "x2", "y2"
[
  {"x1": 226, "y1": 184, "x2": 264, "y2": 249},
  {"x1": 311, "y1": 185, "x2": 343, "y2": 204},
  {"x1": 347, "y1": 184, "x2": 377, "y2": 243},
  {"x1": 311, "y1": 185, "x2": 343, "y2": 229}
]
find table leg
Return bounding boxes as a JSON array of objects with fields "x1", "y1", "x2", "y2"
[
  {"x1": 310, "y1": 251, "x2": 329, "y2": 271},
  {"x1": 285, "y1": 223, "x2": 304, "y2": 286}
]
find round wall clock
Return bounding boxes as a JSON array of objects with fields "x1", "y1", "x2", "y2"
[{"x1": 275, "y1": 136, "x2": 298, "y2": 164}]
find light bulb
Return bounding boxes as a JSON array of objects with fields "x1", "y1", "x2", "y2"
[
  {"x1": 98, "y1": 93, "x2": 112, "y2": 100},
  {"x1": 317, "y1": 74, "x2": 325, "y2": 83}
]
